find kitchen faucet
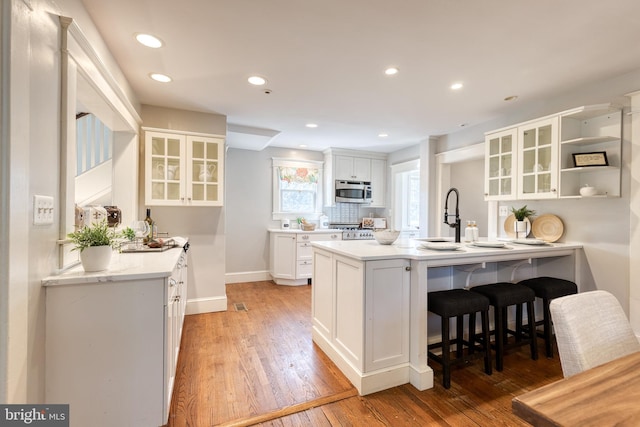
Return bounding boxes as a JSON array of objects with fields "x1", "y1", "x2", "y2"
[{"x1": 444, "y1": 187, "x2": 461, "y2": 243}]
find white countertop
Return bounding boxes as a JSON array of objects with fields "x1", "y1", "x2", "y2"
[
  {"x1": 268, "y1": 228, "x2": 342, "y2": 233},
  {"x1": 311, "y1": 238, "x2": 582, "y2": 264},
  {"x1": 42, "y1": 246, "x2": 186, "y2": 286}
]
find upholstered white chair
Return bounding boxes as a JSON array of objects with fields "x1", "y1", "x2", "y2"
[{"x1": 550, "y1": 290, "x2": 640, "y2": 378}]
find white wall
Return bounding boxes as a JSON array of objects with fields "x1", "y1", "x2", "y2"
[
  {"x1": 1, "y1": 0, "x2": 141, "y2": 402},
  {"x1": 225, "y1": 147, "x2": 324, "y2": 282}
]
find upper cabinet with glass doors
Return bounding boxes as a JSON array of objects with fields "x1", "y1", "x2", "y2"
[
  {"x1": 145, "y1": 129, "x2": 224, "y2": 206},
  {"x1": 484, "y1": 104, "x2": 621, "y2": 201},
  {"x1": 517, "y1": 117, "x2": 559, "y2": 199},
  {"x1": 484, "y1": 128, "x2": 518, "y2": 200}
]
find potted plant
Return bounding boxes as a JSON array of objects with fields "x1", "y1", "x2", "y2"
[
  {"x1": 511, "y1": 205, "x2": 535, "y2": 239},
  {"x1": 67, "y1": 220, "x2": 119, "y2": 272}
]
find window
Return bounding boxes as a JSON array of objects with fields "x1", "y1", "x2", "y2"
[
  {"x1": 272, "y1": 158, "x2": 323, "y2": 220},
  {"x1": 392, "y1": 159, "x2": 420, "y2": 234},
  {"x1": 76, "y1": 113, "x2": 113, "y2": 175}
]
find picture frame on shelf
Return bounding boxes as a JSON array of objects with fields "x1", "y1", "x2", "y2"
[{"x1": 572, "y1": 151, "x2": 608, "y2": 167}]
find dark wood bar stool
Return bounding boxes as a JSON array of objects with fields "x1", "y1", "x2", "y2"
[
  {"x1": 518, "y1": 276, "x2": 578, "y2": 358},
  {"x1": 427, "y1": 289, "x2": 492, "y2": 388},
  {"x1": 470, "y1": 282, "x2": 538, "y2": 371}
]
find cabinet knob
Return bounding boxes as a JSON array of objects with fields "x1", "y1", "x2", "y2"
[{"x1": 405, "y1": 266, "x2": 411, "y2": 271}]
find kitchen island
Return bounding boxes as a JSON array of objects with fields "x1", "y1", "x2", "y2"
[
  {"x1": 42, "y1": 245, "x2": 188, "y2": 427},
  {"x1": 310, "y1": 239, "x2": 583, "y2": 395}
]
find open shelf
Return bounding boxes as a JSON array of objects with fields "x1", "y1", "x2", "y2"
[{"x1": 561, "y1": 136, "x2": 619, "y2": 146}]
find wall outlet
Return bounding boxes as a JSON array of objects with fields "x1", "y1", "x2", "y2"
[
  {"x1": 499, "y1": 205, "x2": 510, "y2": 217},
  {"x1": 34, "y1": 195, "x2": 54, "y2": 225}
]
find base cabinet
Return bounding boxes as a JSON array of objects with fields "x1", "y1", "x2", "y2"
[
  {"x1": 45, "y1": 250, "x2": 187, "y2": 427},
  {"x1": 311, "y1": 248, "x2": 410, "y2": 394},
  {"x1": 270, "y1": 231, "x2": 342, "y2": 285}
]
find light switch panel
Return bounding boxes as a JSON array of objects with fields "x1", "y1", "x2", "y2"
[
  {"x1": 499, "y1": 206, "x2": 509, "y2": 217},
  {"x1": 34, "y1": 195, "x2": 54, "y2": 225}
]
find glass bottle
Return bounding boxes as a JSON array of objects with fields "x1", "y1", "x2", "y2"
[
  {"x1": 465, "y1": 221, "x2": 473, "y2": 242},
  {"x1": 144, "y1": 208, "x2": 154, "y2": 243}
]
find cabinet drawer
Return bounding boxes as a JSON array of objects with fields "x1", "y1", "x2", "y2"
[
  {"x1": 297, "y1": 242, "x2": 313, "y2": 260},
  {"x1": 297, "y1": 260, "x2": 313, "y2": 278},
  {"x1": 297, "y1": 233, "x2": 342, "y2": 242}
]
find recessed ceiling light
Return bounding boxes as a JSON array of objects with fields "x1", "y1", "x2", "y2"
[
  {"x1": 450, "y1": 82, "x2": 463, "y2": 90},
  {"x1": 305, "y1": 123, "x2": 318, "y2": 128},
  {"x1": 248, "y1": 76, "x2": 267, "y2": 86},
  {"x1": 299, "y1": 144, "x2": 308, "y2": 148},
  {"x1": 135, "y1": 33, "x2": 163, "y2": 48},
  {"x1": 384, "y1": 67, "x2": 399, "y2": 76},
  {"x1": 150, "y1": 73, "x2": 172, "y2": 83},
  {"x1": 378, "y1": 133, "x2": 389, "y2": 138},
  {"x1": 504, "y1": 95, "x2": 519, "y2": 101}
]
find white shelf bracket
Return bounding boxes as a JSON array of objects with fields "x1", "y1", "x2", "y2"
[
  {"x1": 457, "y1": 262, "x2": 486, "y2": 290},
  {"x1": 510, "y1": 258, "x2": 532, "y2": 282}
]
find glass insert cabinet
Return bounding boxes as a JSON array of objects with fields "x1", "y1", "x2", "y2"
[
  {"x1": 484, "y1": 104, "x2": 620, "y2": 201},
  {"x1": 517, "y1": 117, "x2": 559, "y2": 199},
  {"x1": 484, "y1": 128, "x2": 517, "y2": 200},
  {"x1": 144, "y1": 129, "x2": 224, "y2": 206}
]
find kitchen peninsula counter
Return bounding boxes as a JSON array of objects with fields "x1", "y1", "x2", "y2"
[{"x1": 310, "y1": 239, "x2": 583, "y2": 396}]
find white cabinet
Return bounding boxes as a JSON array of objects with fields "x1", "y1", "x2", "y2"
[
  {"x1": 517, "y1": 116, "x2": 559, "y2": 199},
  {"x1": 484, "y1": 128, "x2": 518, "y2": 200},
  {"x1": 335, "y1": 155, "x2": 372, "y2": 181},
  {"x1": 270, "y1": 231, "x2": 342, "y2": 285},
  {"x1": 484, "y1": 104, "x2": 620, "y2": 201},
  {"x1": 364, "y1": 259, "x2": 410, "y2": 371},
  {"x1": 311, "y1": 249, "x2": 410, "y2": 387},
  {"x1": 45, "y1": 249, "x2": 188, "y2": 427},
  {"x1": 370, "y1": 158, "x2": 387, "y2": 207},
  {"x1": 324, "y1": 149, "x2": 387, "y2": 207},
  {"x1": 145, "y1": 129, "x2": 224, "y2": 206},
  {"x1": 165, "y1": 252, "x2": 187, "y2": 413},
  {"x1": 271, "y1": 233, "x2": 297, "y2": 280},
  {"x1": 558, "y1": 105, "x2": 622, "y2": 198}
]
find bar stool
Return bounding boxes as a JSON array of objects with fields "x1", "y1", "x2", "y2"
[
  {"x1": 470, "y1": 282, "x2": 538, "y2": 371},
  {"x1": 518, "y1": 277, "x2": 578, "y2": 358},
  {"x1": 427, "y1": 289, "x2": 492, "y2": 388}
]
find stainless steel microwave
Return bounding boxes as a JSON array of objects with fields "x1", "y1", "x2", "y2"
[{"x1": 335, "y1": 180, "x2": 372, "y2": 203}]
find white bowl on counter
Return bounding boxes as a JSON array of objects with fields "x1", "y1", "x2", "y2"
[{"x1": 373, "y1": 229, "x2": 400, "y2": 245}]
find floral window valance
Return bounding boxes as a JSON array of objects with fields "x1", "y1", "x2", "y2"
[{"x1": 277, "y1": 166, "x2": 319, "y2": 184}]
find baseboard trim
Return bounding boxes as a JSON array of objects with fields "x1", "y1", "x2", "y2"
[
  {"x1": 186, "y1": 296, "x2": 228, "y2": 314},
  {"x1": 225, "y1": 270, "x2": 271, "y2": 284}
]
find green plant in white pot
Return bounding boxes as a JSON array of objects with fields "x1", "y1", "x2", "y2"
[
  {"x1": 511, "y1": 205, "x2": 535, "y2": 239},
  {"x1": 67, "y1": 220, "x2": 118, "y2": 272}
]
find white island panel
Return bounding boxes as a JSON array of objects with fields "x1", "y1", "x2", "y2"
[{"x1": 334, "y1": 255, "x2": 364, "y2": 366}]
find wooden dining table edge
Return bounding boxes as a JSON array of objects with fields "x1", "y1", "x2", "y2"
[{"x1": 511, "y1": 397, "x2": 561, "y2": 427}]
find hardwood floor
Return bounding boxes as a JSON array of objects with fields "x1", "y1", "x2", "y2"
[{"x1": 168, "y1": 281, "x2": 562, "y2": 426}]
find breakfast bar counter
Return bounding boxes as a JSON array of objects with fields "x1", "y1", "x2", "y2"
[{"x1": 310, "y1": 239, "x2": 583, "y2": 395}]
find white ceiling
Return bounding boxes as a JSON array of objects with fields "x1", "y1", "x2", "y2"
[{"x1": 80, "y1": 0, "x2": 640, "y2": 153}]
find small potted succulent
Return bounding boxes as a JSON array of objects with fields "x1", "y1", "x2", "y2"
[
  {"x1": 511, "y1": 205, "x2": 535, "y2": 239},
  {"x1": 67, "y1": 220, "x2": 119, "y2": 272}
]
